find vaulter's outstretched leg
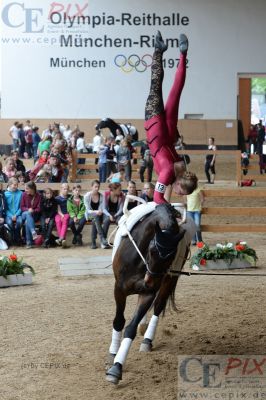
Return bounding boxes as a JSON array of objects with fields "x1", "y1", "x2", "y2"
[
  {"x1": 165, "y1": 34, "x2": 188, "y2": 144},
  {"x1": 145, "y1": 31, "x2": 168, "y2": 121}
]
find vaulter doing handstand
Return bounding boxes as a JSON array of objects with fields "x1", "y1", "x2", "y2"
[{"x1": 144, "y1": 31, "x2": 198, "y2": 204}]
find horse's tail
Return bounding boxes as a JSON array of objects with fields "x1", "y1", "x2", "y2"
[{"x1": 163, "y1": 275, "x2": 179, "y2": 315}]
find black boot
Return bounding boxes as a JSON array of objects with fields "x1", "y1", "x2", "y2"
[
  {"x1": 76, "y1": 234, "x2": 83, "y2": 246},
  {"x1": 72, "y1": 235, "x2": 77, "y2": 245},
  {"x1": 179, "y1": 33, "x2": 188, "y2": 54},
  {"x1": 155, "y1": 30, "x2": 168, "y2": 53}
]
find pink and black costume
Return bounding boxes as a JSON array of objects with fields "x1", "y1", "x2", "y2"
[{"x1": 144, "y1": 38, "x2": 187, "y2": 204}]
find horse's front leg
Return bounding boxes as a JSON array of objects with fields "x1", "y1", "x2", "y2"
[
  {"x1": 106, "y1": 292, "x2": 155, "y2": 385},
  {"x1": 108, "y1": 284, "x2": 127, "y2": 367},
  {"x1": 140, "y1": 274, "x2": 179, "y2": 352}
]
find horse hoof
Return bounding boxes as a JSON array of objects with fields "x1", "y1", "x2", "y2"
[
  {"x1": 106, "y1": 362, "x2": 122, "y2": 385},
  {"x1": 105, "y1": 353, "x2": 115, "y2": 371},
  {"x1": 139, "y1": 338, "x2": 152, "y2": 352},
  {"x1": 138, "y1": 323, "x2": 148, "y2": 336}
]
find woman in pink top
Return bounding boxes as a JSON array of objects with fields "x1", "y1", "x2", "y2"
[{"x1": 144, "y1": 31, "x2": 198, "y2": 204}]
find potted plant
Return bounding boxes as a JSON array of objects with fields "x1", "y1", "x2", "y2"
[
  {"x1": 190, "y1": 241, "x2": 258, "y2": 271},
  {"x1": 0, "y1": 253, "x2": 35, "y2": 287}
]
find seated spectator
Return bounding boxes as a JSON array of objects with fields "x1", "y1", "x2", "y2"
[
  {"x1": 67, "y1": 184, "x2": 86, "y2": 246},
  {"x1": 48, "y1": 154, "x2": 64, "y2": 182},
  {"x1": 35, "y1": 164, "x2": 52, "y2": 183},
  {"x1": 4, "y1": 177, "x2": 23, "y2": 245},
  {"x1": 35, "y1": 150, "x2": 49, "y2": 166},
  {"x1": 3, "y1": 157, "x2": 17, "y2": 179},
  {"x1": 84, "y1": 180, "x2": 109, "y2": 249},
  {"x1": 15, "y1": 171, "x2": 26, "y2": 184},
  {"x1": 140, "y1": 182, "x2": 155, "y2": 202},
  {"x1": 102, "y1": 183, "x2": 125, "y2": 238},
  {"x1": 0, "y1": 161, "x2": 8, "y2": 183},
  {"x1": 55, "y1": 183, "x2": 70, "y2": 247},
  {"x1": 21, "y1": 181, "x2": 41, "y2": 248},
  {"x1": 38, "y1": 134, "x2": 52, "y2": 156},
  {"x1": 11, "y1": 150, "x2": 26, "y2": 174},
  {"x1": 41, "y1": 188, "x2": 57, "y2": 248},
  {"x1": 126, "y1": 181, "x2": 139, "y2": 210},
  {"x1": 107, "y1": 167, "x2": 126, "y2": 183}
]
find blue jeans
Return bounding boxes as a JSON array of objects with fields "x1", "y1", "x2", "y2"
[
  {"x1": 5, "y1": 215, "x2": 22, "y2": 243},
  {"x1": 13, "y1": 139, "x2": 19, "y2": 151},
  {"x1": 187, "y1": 211, "x2": 202, "y2": 243},
  {"x1": 22, "y1": 211, "x2": 40, "y2": 245},
  {"x1": 99, "y1": 163, "x2": 107, "y2": 183}
]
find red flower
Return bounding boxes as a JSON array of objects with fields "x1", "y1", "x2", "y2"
[
  {"x1": 197, "y1": 242, "x2": 205, "y2": 249},
  {"x1": 235, "y1": 245, "x2": 245, "y2": 251},
  {"x1": 200, "y1": 258, "x2": 207, "y2": 266},
  {"x1": 9, "y1": 254, "x2": 17, "y2": 262}
]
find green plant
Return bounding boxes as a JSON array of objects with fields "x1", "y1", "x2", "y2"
[
  {"x1": 0, "y1": 253, "x2": 35, "y2": 279},
  {"x1": 190, "y1": 241, "x2": 258, "y2": 269}
]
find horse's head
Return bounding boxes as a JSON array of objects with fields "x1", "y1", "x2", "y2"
[
  {"x1": 95, "y1": 118, "x2": 111, "y2": 131},
  {"x1": 144, "y1": 204, "x2": 185, "y2": 288}
]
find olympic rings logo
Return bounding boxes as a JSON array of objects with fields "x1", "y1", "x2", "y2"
[{"x1": 114, "y1": 54, "x2": 153, "y2": 73}]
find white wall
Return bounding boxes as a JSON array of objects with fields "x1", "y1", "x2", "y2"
[{"x1": 1, "y1": 0, "x2": 266, "y2": 119}]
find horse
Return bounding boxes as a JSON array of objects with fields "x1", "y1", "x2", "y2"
[
  {"x1": 106, "y1": 202, "x2": 195, "y2": 385},
  {"x1": 95, "y1": 118, "x2": 139, "y2": 141}
]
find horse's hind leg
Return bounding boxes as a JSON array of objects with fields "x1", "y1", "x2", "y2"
[
  {"x1": 106, "y1": 293, "x2": 155, "y2": 385},
  {"x1": 140, "y1": 275, "x2": 179, "y2": 352},
  {"x1": 108, "y1": 284, "x2": 127, "y2": 365}
]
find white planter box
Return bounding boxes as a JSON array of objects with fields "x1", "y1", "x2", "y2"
[
  {"x1": 199, "y1": 259, "x2": 252, "y2": 271},
  {"x1": 0, "y1": 272, "x2": 33, "y2": 287}
]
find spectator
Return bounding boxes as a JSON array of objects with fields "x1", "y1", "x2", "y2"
[
  {"x1": 63, "y1": 124, "x2": 72, "y2": 143},
  {"x1": 185, "y1": 186, "x2": 205, "y2": 245},
  {"x1": 40, "y1": 188, "x2": 57, "y2": 248},
  {"x1": 205, "y1": 137, "x2": 217, "y2": 184},
  {"x1": 17, "y1": 123, "x2": 26, "y2": 158},
  {"x1": 3, "y1": 157, "x2": 17, "y2": 179},
  {"x1": 15, "y1": 171, "x2": 26, "y2": 184},
  {"x1": 92, "y1": 129, "x2": 103, "y2": 168},
  {"x1": 126, "y1": 181, "x2": 139, "y2": 210},
  {"x1": 106, "y1": 136, "x2": 117, "y2": 177},
  {"x1": 25, "y1": 125, "x2": 33, "y2": 158},
  {"x1": 32, "y1": 126, "x2": 41, "y2": 162},
  {"x1": 76, "y1": 131, "x2": 87, "y2": 171},
  {"x1": 9, "y1": 121, "x2": 19, "y2": 151},
  {"x1": 11, "y1": 150, "x2": 26, "y2": 174},
  {"x1": 21, "y1": 181, "x2": 41, "y2": 249},
  {"x1": 48, "y1": 154, "x2": 64, "y2": 182},
  {"x1": 84, "y1": 180, "x2": 109, "y2": 249},
  {"x1": 116, "y1": 139, "x2": 132, "y2": 181},
  {"x1": 4, "y1": 177, "x2": 23, "y2": 245},
  {"x1": 140, "y1": 182, "x2": 155, "y2": 202},
  {"x1": 67, "y1": 184, "x2": 86, "y2": 246},
  {"x1": 102, "y1": 183, "x2": 125, "y2": 238},
  {"x1": 35, "y1": 164, "x2": 52, "y2": 183},
  {"x1": 98, "y1": 144, "x2": 108, "y2": 183},
  {"x1": 107, "y1": 167, "x2": 126, "y2": 184},
  {"x1": 139, "y1": 143, "x2": 153, "y2": 183},
  {"x1": 38, "y1": 134, "x2": 52, "y2": 156},
  {"x1": 55, "y1": 183, "x2": 70, "y2": 247},
  {"x1": 0, "y1": 162, "x2": 8, "y2": 183}
]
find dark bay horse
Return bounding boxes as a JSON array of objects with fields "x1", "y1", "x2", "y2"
[
  {"x1": 95, "y1": 118, "x2": 139, "y2": 141},
  {"x1": 106, "y1": 203, "x2": 192, "y2": 385}
]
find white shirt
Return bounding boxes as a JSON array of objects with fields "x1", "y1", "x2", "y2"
[
  {"x1": 92, "y1": 135, "x2": 103, "y2": 152},
  {"x1": 63, "y1": 129, "x2": 72, "y2": 142},
  {"x1": 76, "y1": 137, "x2": 86, "y2": 152},
  {"x1": 9, "y1": 125, "x2": 19, "y2": 140}
]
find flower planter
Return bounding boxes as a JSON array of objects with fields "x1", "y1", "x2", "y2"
[
  {"x1": 0, "y1": 272, "x2": 33, "y2": 287},
  {"x1": 198, "y1": 259, "x2": 252, "y2": 271}
]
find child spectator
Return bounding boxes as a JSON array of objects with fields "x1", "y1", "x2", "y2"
[
  {"x1": 102, "y1": 183, "x2": 125, "y2": 238},
  {"x1": 21, "y1": 181, "x2": 41, "y2": 248},
  {"x1": 4, "y1": 177, "x2": 23, "y2": 245},
  {"x1": 185, "y1": 186, "x2": 205, "y2": 245},
  {"x1": 3, "y1": 157, "x2": 17, "y2": 179},
  {"x1": 32, "y1": 126, "x2": 41, "y2": 162},
  {"x1": 35, "y1": 164, "x2": 52, "y2": 183},
  {"x1": 0, "y1": 161, "x2": 8, "y2": 183},
  {"x1": 127, "y1": 181, "x2": 139, "y2": 210},
  {"x1": 84, "y1": 180, "x2": 109, "y2": 249},
  {"x1": 48, "y1": 154, "x2": 64, "y2": 182},
  {"x1": 15, "y1": 171, "x2": 26, "y2": 184},
  {"x1": 140, "y1": 182, "x2": 155, "y2": 202},
  {"x1": 41, "y1": 188, "x2": 57, "y2": 248},
  {"x1": 107, "y1": 167, "x2": 126, "y2": 183},
  {"x1": 116, "y1": 139, "x2": 132, "y2": 181},
  {"x1": 67, "y1": 184, "x2": 86, "y2": 246},
  {"x1": 17, "y1": 123, "x2": 26, "y2": 158},
  {"x1": 55, "y1": 183, "x2": 70, "y2": 247},
  {"x1": 11, "y1": 150, "x2": 26, "y2": 174},
  {"x1": 98, "y1": 144, "x2": 108, "y2": 183}
]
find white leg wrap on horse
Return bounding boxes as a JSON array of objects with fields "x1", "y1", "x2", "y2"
[
  {"x1": 109, "y1": 329, "x2": 122, "y2": 355},
  {"x1": 114, "y1": 338, "x2": 132, "y2": 366},
  {"x1": 144, "y1": 315, "x2": 159, "y2": 341}
]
